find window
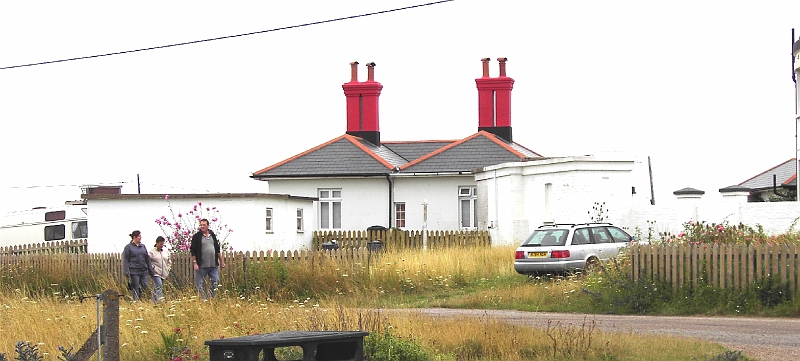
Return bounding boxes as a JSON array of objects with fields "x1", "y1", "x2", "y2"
[
  {"x1": 45, "y1": 224, "x2": 65, "y2": 241},
  {"x1": 606, "y1": 227, "x2": 632, "y2": 243},
  {"x1": 296, "y1": 208, "x2": 304, "y2": 232},
  {"x1": 459, "y1": 186, "x2": 477, "y2": 229},
  {"x1": 395, "y1": 203, "x2": 406, "y2": 228},
  {"x1": 265, "y1": 208, "x2": 273, "y2": 232},
  {"x1": 589, "y1": 227, "x2": 613, "y2": 243},
  {"x1": 71, "y1": 221, "x2": 88, "y2": 239},
  {"x1": 572, "y1": 228, "x2": 591, "y2": 245},
  {"x1": 319, "y1": 189, "x2": 342, "y2": 229},
  {"x1": 45, "y1": 211, "x2": 66, "y2": 221}
]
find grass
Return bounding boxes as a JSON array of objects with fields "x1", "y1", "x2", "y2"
[
  {"x1": 0, "y1": 292, "x2": 735, "y2": 361},
  {"x1": 3, "y1": 244, "x2": 793, "y2": 360}
]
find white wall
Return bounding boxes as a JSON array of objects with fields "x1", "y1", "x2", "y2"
[
  {"x1": 268, "y1": 178, "x2": 389, "y2": 230},
  {"x1": 477, "y1": 154, "x2": 800, "y2": 247},
  {"x1": 268, "y1": 175, "x2": 476, "y2": 231},
  {"x1": 392, "y1": 175, "x2": 475, "y2": 230},
  {"x1": 625, "y1": 196, "x2": 800, "y2": 237},
  {"x1": 86, "y1": 195, "x2": 315, "y2": 254},
  {"x1": 476, "y1": 155, "x2": 636, "y2": 246}
]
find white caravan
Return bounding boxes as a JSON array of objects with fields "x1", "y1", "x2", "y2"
[{"x1": 0, "y1": 203, "x2": 88, "y2": 248}]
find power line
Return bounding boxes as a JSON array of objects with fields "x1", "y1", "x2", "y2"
[
  {"x1": 0, "y1": 0, "x2": 454, "y2": 70},
  {"x1": 3, "y1": 181, "x2": 132, "y2": 189}
]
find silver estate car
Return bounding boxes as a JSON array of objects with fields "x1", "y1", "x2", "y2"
[{"x1": 514, "y1": 223, "x2": 634, "y2": 274}]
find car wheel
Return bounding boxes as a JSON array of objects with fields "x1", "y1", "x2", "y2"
[{"x1": 585, "y1": 258, "x2": 603, "y2": 275}]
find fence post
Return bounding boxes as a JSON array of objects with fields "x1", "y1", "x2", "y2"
[{"x1": 72, "y1": 290, "x2": 119, "y2": 361}]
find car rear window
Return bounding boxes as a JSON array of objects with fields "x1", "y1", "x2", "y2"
[{"x1": 521, "y1": 229, "x2": 569, "y2": 246}]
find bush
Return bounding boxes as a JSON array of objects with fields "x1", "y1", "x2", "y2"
[{"x1": 364, "y1": 330, "x2": 430, "y2": 361}]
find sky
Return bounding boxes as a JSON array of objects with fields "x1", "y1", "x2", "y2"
[{"x1": 0, "y1": 0, "x2": 798, "y2": 213}]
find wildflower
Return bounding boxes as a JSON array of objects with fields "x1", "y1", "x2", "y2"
[
  {"x1": 174, "y1": 327, "x2": 182, "y2": 334},
  {"x1": 165, "y1": 195, "x2": 170, "y2": 200}
]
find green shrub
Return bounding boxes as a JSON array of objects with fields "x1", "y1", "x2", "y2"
[{"x1": 364, "y1": 330, "x2": 430, "y2": 361}]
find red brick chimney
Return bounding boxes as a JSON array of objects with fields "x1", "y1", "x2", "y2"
[
  {"x1": 475, "y1": 57, "x2": 514, "y2": 142},
  {"x1": 342, "y1": 61, "x2": 383, "y2": 145}
]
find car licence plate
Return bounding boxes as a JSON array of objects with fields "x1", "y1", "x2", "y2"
[{"x1": 528, "y1": 252, "x2": 547, "y2": 258}]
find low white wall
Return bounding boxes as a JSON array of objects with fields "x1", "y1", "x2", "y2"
[
  {"x1": 625, "y1": 200, "x2": 800, "y2": 237},
  {"x1": 86, "y1": 194, "x2": 316, "y2": 254}
]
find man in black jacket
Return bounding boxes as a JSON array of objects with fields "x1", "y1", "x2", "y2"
[{"x1": 190, "y1": 218, "x2": 226, "y2": 299}]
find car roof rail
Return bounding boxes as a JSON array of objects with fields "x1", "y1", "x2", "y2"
[{"x1": 537, "y1": 222, "x2": 615, "y2": 229}]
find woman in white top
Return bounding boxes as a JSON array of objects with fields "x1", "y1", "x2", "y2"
[{"x1": 148, "y1": 236, "x2": 171, "y2": 302}]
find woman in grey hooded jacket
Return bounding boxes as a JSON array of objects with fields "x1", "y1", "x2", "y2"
[{"x1": 148, "y1": 236, "x2": 171, "y2": 302}]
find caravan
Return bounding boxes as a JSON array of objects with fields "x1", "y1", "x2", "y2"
[{"x1": 0, "y1": 203, "x2": 88, "y2": 248}]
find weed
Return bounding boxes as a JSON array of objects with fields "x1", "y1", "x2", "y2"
[
  {"x1": 589, "y1": 202, "x2": 608, "y2": 223},
  {"x1": 694, "y1": 350, "x2": 750, "y2": 361},
  {"x1": 12, "y1": 341, "x2": 43, "y2": 361},
  {"x1": 56, "y1": 346, "x2": 76, "y2": 361},
  {"x1": 545, "y1": 317, "x2": 596, "y2": 359}
]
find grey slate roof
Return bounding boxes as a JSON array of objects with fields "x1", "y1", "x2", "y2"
[
  {"x1": 738, "y1": 158, "x2": 797, "y2": 190},
  {"x1": 252, "y1": 131, "x2": 541, "y2": 179},
  {"x1": 383, "y1": 141, "x2": 454, "y2": 162},
  {"x1": 254, "y1": 137, "x2": 392, "y2": 177},
  {"x1": 401, "y1": 135, "x2": 529, "y2": 173}
]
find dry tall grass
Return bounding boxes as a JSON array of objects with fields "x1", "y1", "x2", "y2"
[
  {"x1": 1, "y1": 246, "x2": 737, "y2": 360},
  {"x1": 0, "y1": 291, "x2": 729, "y2": 361}
]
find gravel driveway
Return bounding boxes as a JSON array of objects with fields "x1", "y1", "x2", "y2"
[{"x1": 408, "y1": 308, "x2": 800, "y2": 361}]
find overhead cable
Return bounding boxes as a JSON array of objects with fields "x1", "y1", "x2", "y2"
[{"x1": 0, "y1": 0, "x2": 454, "y2": 70}]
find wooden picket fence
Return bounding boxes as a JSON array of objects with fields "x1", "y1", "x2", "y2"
[
  {"x1": 630, "y1": 243, "x2": 800, "y2": 295},
  {"x1": 0, "y1": 239, "x2": 88, "y2": 255},
  {"x1": 312, "y1": 229, "x2": 491, "y2": 250},
  {"x1": 0, "y1": 248, "x2": 387, "y2": 291}
]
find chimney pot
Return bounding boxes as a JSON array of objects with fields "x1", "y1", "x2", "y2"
[
  {"x1": 350, "y1": 61, "x2": 359, "y2": 82},
  {"x1": 366, "y1": 62, "x2": 376, "y2": 81},
  {"x1": 497, "y1": 57, "x2": 508, "y2": 77},
  {"x1": 481, "y1": 58, "x2": 490, "y2": 77}
]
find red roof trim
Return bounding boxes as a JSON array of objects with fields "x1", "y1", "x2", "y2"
[
  {"x1": 252, "y1": 135, "x2": 348, "y2": 175},
  {"x1": 399, "y1": 131, "x2": 526, "y2": 170},
  {"x1": 738, "y1": 158, "x2": 797, "y2": 186},
  {"x1": 784, "y1": 173, "x2": 797, "y2": 186}
]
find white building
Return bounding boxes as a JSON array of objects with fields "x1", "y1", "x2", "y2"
[
  {"x1": 253, "y1": 59, "x2": 544, "y2": 231},
  {"x1": 474, "y1": 154, "x2": 636, "y2": 246},
  {"x1": 83, "y1": 193, "x2": 316, "y2": 253}
]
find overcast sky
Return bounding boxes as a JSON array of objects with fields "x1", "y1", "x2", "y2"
[{"x1": 1, "y1": 0, "x2": 798, "y2": 213}]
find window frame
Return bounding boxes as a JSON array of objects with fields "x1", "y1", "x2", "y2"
[
  {"x1": 458, "y1": 186, "x2": 478, "y2": 229},
  {"x1": 318, "y1": 188, "x2": 342, "y2": 230},
  {"x1": 394, "y1": 202, "x2": 406, "y2": 228},
  {"x1": 296, "y1": 208, "x2": 304, "y2": 232},
  {"x1": 265, "y1": 207, "x2": 273, "y2": 233},
  {"x1": 45, "y1": 224, "x2": 66, "y2": 241}
]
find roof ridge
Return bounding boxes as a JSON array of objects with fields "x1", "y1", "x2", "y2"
[{"x1": 344, "y1": 135, "x2": 396, "y2": 170}]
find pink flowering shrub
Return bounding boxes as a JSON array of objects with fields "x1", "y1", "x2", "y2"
[
  {"x1": 155, "y1": 195, "x2": 233, "y2": 251},
  {"x1": 662, "y1": 219, "x2": 800, "y2": 246}
]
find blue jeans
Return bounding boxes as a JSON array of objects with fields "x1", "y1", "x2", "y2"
[
  {"x1": 129, "y1": 273, "x2": 149, "y2": 301},
  {"x1": 195, "y1": 267, "x2": 220, "y2": 299},
  {"x1": 152, "y1": 276, "x2": 164, "y2": 302}
]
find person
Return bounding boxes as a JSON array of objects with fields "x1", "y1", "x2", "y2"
[
  {"x1": 122, "y1": 230, "x2": 154, "y2": 301},
  {"x1": 190, "y1": 218, "x2": 225, "y2": 299},
  {"x1": 148, "y1": 236, "x2": 171, "y2": 302}
]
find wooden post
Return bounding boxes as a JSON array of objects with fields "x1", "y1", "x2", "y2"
[{"x1": 73, "y1": 290, "x2": 119, "y2": 361}]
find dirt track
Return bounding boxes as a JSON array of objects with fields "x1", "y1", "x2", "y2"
[{"x1": 403, "y1": 309, "x2": 800, "y2": 361}]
